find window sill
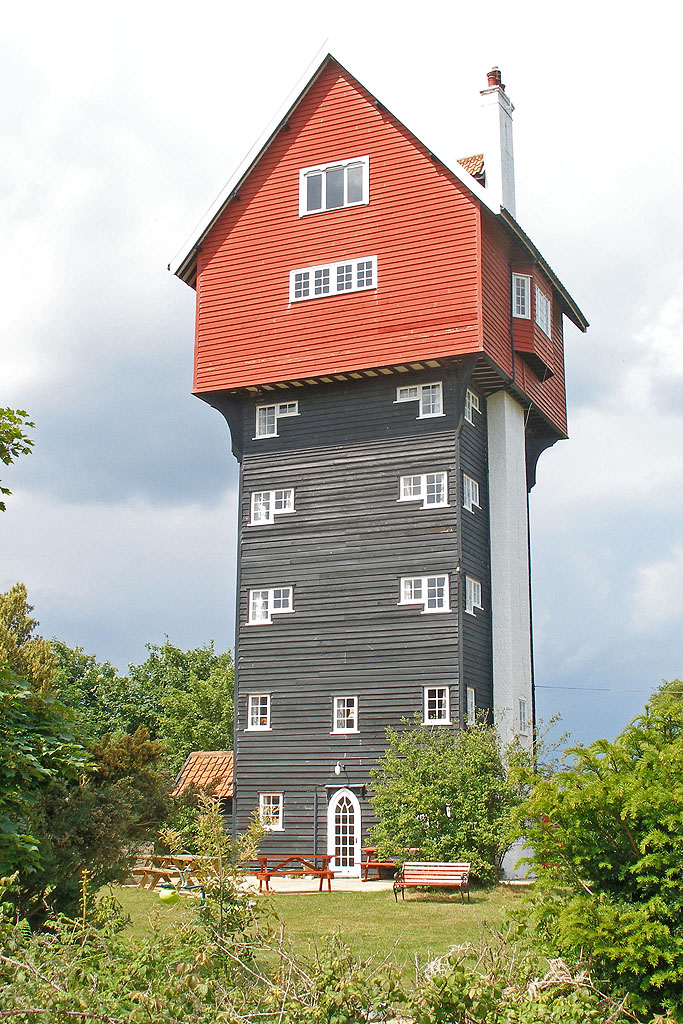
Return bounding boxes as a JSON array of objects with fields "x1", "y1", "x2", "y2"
[
  {"x1": 422, "y1": 719, "x2": 452, "y2": 727},
  {"x1": 331, "y1": 730, "x2": 360, "y2": 736},
  {"x1": 262, "y1": 825, "x2": 284, "y2": 832},
  {"x1": 245, "y1": 726, "x2": 272, "y2": 732},
  {"x1": 465, "y1": 608, "x2": 482, "y2": 617},
  {"x1": 421, "y1": 607, "x2": 451, "y2": 614},
  {"x1": 253, "y1": 434, "x2": 279, "y2": 441},
  {"x1": 417, "y1": 413, "x2": 446, "y2": 420}
]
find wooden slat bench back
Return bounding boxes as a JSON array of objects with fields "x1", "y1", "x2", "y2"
[{"x1": 393, "y1": 861, "x2": 471, "y2": 902}]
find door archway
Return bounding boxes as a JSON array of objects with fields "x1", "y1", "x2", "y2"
[{"x1": 327, "y1": 787, "x2": 361, "y2": 877}]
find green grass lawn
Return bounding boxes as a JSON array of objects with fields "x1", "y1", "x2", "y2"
[{"x1": 111, "y1": 884, "x2": 527, "y2": 976}]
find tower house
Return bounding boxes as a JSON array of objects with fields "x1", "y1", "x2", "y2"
[{"x1": 172, "y1": 56, "x2": 587, "y2": 873}]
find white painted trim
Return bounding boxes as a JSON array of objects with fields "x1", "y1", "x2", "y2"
[
  {"x1": 298, "y1": 156, "x2": 370, "y2": 217},
  {"x1": 246, "y1": 692, "x2": 271, "y2": 731},
  {"x1": 398, "y1": 471, "x2": 449, "y2": 509},
  {"x1": 289, "y1": 256, "x2": 377, "y2": 302},
  {"x1": 249, "y1": 488, "x2": 295, "y2": 526},
  {"x1": 247, "y1": 586, "x2": 294, "y2": 625},
  {"x1": 332, "y1": 695, "x2": 359, "y2": 734},
  {"x1": 259, "y1": 792, "x2": 284, "y2": 831},
  {"x1": 327, "y1": 787, "x2": 361, "y2": 876},
  {"x1": 534, "y1": 284, "x2": 552, "y2": 337},
  {"x1": 512, "y1": 273, "x2": 531, "y2": 319},
  {"x1": 422, "y1": 684, "x2": 451, "y2": 725}
]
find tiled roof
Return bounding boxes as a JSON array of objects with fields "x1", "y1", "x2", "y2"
[
  {"x1": 457, "y1": 153, "x2": 484, "y2": 178},
  {"x1": 170, "y1": 751, "x2": 234, "y2": 799}
]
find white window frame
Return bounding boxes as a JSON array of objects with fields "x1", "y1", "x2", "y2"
[
  {"x1": 464, "y1": 389, "x2": 481, "y2": 425},
  {"x1": 466, "y1": 686, "x2": 476, "y2": 726},
  {"x1": 289, "y1": 256, "x2": 377, "y2": 302},
  {"x1": 259, "y1": 792, "x2": 283, "y2": 831},
  {"x1": 423, "y1": 685, "x2": 451, "y2": 725},
  {"x1": 465, "y1": 575, "x2": 483, "y2": 616},
  {"x1": 254, "y1": 401, "x2": 299, "y2": 439},
  {"x1": 247, "y1": 693, "x2": 271, "y2": 731},
  {"x1": 462, "y1": 473, "x2": 480, "y2": 513},
  {"x1": 400, "y1": 574, "x2": 450, "y2": 614},
  {"x1": 399, "y1": 472, "x2": 448, "y2": 509},
  {"x1": 512, "y1": 273, "x2": 531, "y2": 319},
  {"x1": 299, "y1": 156, "x2": 369, "y2": 217},
  {"x1": 395, "y1": 382, "x2": 444, "y2": 419},
  {"x1": 518, "y1": 698, "x2": 528, "y2": 735},
  {"x1": 247, "y1": 587, "x2": 294, "y2": 625},
  {"x1": 249, "y1": 488, "x2": 295, "y2": 526},
  {"x1": 535, "y1": 285, "x2": 551, "y2": 338},
  {"x1": 332, "y1": 696, "x2": 359, "y2": 735}
]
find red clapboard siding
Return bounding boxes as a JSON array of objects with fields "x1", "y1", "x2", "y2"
[
  {"x1": 194, "y1": 63, "x2": 483, "y2": 393},
  {"x1": 481, "y1": 214, "x2": 567, "y2": 436}
]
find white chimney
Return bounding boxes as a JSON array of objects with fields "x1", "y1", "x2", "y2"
[{"x1": 480, "y1": 67, "x2": 516, "y2": 219}]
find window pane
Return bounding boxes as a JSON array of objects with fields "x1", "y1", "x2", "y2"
[
  {"x1": 347, "y1": 163, "x2": 363, "y2": 203},
  {"x1": 294, "y1": 271, "x2": 309, "y2": 299},
  {"x1": 250, "y1": 591, "x2": 269, "y2": 622},
  {"x1": 426, "y1": 576, "x2": 447, "y2": 609},
  {"x1": 425, "y1": 473, "x2": 446, "y2": 505},
  {"x1": 401, "y1": 475, "x2": 422, "y2": 498},
  {"x1": 420, "y1": 384, "x2": 442, "y2": 416},
  {"x1": 356, "y1": 260, "x2": 373, "y2": 288},
  {"x1": 325, "y1": 167, "x2": 344, "y2": 208},
  {"x1": 274, "y1": 489, "x2": 293, "y2": 512},
  {"x1": 251, "y1": 491, "x2": 272, "y2": 523},
  {"x1": 314, "y1": 268, "x2": 330, "y2": 295},
  {"x1": 306, "y1": 173, "x2": 322, "y2": 212},
  {"x1": 256, "y1": 406, "x2": 276, "y2": 437},
  {"x1": 336, "y1": 264, "x2": 353, "y2": 291}
]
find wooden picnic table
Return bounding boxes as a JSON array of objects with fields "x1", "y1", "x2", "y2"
[
  {"x1": 256, "y1": 854, "x2": 335, "y2": 892},
  {"x1": 360, "y1": 847, "x2": 420, "y2": 881},
  {"x1": 130, "y1": 854, "x2": 206, "y2": 890}
]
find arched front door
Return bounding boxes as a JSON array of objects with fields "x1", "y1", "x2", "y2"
[{"x1": 327, "y1": 788, "x2": 361, "y2": 877}]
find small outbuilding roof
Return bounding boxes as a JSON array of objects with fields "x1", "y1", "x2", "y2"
[{"x1": 170, "y1": 750, "x2": 234, "y2": 799}]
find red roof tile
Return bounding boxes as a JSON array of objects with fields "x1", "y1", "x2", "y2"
[
  {"x1": 457, "y1": 153, "x2": 484, "y2": 177},
  {"x1": 170, "y1": 751, "x2": 234, "y2": 799}
]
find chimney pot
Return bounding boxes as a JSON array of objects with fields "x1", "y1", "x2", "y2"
[{"x1": 487, "y1": 66, "x2": 504, "y2": 90}]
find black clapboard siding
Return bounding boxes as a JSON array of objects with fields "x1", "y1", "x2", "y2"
[
  {"x1": 459, "y1": 383, "x2": 493, "y2": 720},
  {"x1": 229, "y1": 366, "x2": 493, "y2": 855}
]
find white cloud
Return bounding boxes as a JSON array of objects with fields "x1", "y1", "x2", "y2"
[{"x1": 633, "y1": 545, "x2": 683, "y2": 631}]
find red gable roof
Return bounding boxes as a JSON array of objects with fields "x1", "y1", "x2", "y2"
[{"x1": 170, "y1": 751, "x2": 234, "y2": 799}]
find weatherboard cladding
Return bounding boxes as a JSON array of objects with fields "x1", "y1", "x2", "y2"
[
  {"x1": 194, "y1": 62, "x2": 482, "y2": 395},
  {"x1": 481, "y1": 214, "x2": 568, "y2": 436},
  {"x1": 230, "y1": 369, "x2": 492, "y2": 850}
]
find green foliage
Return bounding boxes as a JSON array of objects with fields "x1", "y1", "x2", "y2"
[
  {"x1": 0, "y1": 582, "x2": 56, "y2": 692},
  {"x1": 0, "y1": 668, "x2": 88, "y2": 875},
  {"x1": 0, "y1": 406, "x2": 34, "y2": 511},
  {"x1": 15, "y1": 725, "x2": 168, "y2": 922},
  {"x1": 515, "y1": 679, "x2": 683, "y2": 1018},
  {"x1": 370, "y1": 719, "x2": 527, "y2": 884},
  {"x1": 51, "y1": 636, "x2": 234, "y2": 770},
  {"x1": 409, "y1": 942, "x2": 646, "y2": 1023}
]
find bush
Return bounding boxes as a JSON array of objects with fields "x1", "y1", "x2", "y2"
[
  {"x1": 514, "y1": 679, "x2": 683, "y2": 1019},
  {"x1": 369, "y1": 719, "x2": 527, "y2": 884}
]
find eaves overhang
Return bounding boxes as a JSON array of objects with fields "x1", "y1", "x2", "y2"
[{"x1": 496, "y1": 209, "x2": 589, "y2": 332}]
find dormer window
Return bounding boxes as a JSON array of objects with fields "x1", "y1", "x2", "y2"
[
  {"x1": 535, "y1": 285, "x2": 551, "y2": 337},
  {"x1": 299, "y1": 157, "x2": 369, "y2": 216}
]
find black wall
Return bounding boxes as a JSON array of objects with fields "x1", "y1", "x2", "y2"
[{"x1": 225, "y1": 364, "x2": 493, "y2": 855}]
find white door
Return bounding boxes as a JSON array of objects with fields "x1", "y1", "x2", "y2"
[{"x1": 327, "y1": 788, "x2": 361, "y2": 877}]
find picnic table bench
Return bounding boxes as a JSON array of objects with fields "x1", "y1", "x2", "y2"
[
  {"x1": 393, "y1": 861, "x2": 471, "y2": 902},
  {"x1": 360, "y1": 846, "x2": 420, "y2": 880},
  {"x1": 129, "y1": 854, "x2": 206, "y2": 890},
  {"x1": 256, "y1": 854, "x2": 335, "y2": 892}
]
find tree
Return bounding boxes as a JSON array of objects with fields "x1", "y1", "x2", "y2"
[
  {"x1": 369, "y1": 720, "x2": 526, "y2": 885},
  {"x1": 516, "y1": 679, "x2": 683, "y2": 1018},
  {"x1": 160, "y1": 659, "x2": 234, "y2": 771},
  {"x1": 0, "y1": 582, "x2": 55, "y2": 691},
  {"x1": 0, "y1": 407, "x2": 34, "y2": 511},
  {"x1": 0, "y1": 666, "x2": 89, "y2": 876}
]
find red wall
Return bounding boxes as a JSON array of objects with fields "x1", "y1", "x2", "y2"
[
  {"x1": 194, "y1": 63, "x2": 483, "y2": 393},
  {"x1": 481, "y1": 214, "x2": 567, "y2": 436}
]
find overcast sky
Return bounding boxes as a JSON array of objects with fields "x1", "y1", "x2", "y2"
[{"x1": 2, "y1": 0, "x2": 682, "y2": 748}]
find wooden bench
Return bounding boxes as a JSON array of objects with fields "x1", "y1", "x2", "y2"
[
  {"x1": 393, "y1": 861, "x2": 471, "y2": 902},
  {"x1": 256, "y1": 854, "x2": 335, "y2": 892}
]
